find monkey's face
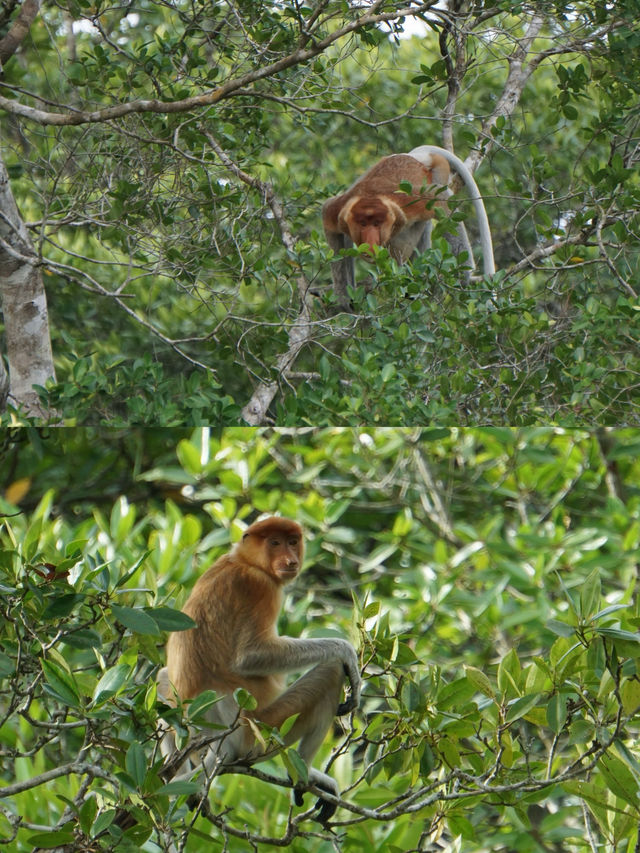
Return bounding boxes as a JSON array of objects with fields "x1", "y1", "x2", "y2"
[
  {"x1": 266, "y1": 535, "x2": 302, "y2": 582},
  {"x1": 239, "y1": 519, "x2": 305, "y2": 583},
  {"x1": 343, "y1": 198, "x2": 406, "y2": 257},
  {"x1": 349, "y1": 200, "x2": 392, "y2": 248}
]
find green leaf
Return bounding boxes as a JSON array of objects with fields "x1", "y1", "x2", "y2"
[
  {"x1": 145, "y1": 606, "x2": 196, "y2": 632},
  {"x1": 505, "y1": 693, "x2": 541, "y2": 723},
  {"x1": 362, "y1": 601, "x2": 381, "y2": 619},
  {"x1": 615, "y1": 741, "x2": 640, "y2": 778},
  {"x1": 79, "y1": 796, "x2": 98, "y2": 836},
  {"x1": 110, "y1": 495, "x2": 136, "y2": 541},
  {"x1": 597, "y1": 627, "x2": 640, "y2": 643},
  {"x1": 554, "y1": 570, "x2": 579, "y2": 617},
  {"x1": 597, "y1": 627, "x2": 640, "y2": 657},
  {"x1": 177, "y1": 438, "x2": 206, "y2": 475},
  {"x1": 92, "y1": 809, "x2": 117, "y2": 835},
  {"x1": 93, "y1": 663, "x2": 131, "y2": 704},
  {"x1": 0, "y1": 652, "x2": 14, "y2": 677},
  {"x1": 562, "y1": 780, "x2": 623, "y2": 814},
  {"x1": 188, "y1": 690, "x2": 222, "y2": 721},
  {"x1": 524, "y1": 662, "x2": 549, "y2": 694},
  {"x1": 233, "y1": 687, "x2": 258, "y2": 710},
  {"x1": 497, "y1": 648, "x2": 521, "y2": 697},
  {"x1": 41, "y1": 659, "x2": 81, "y2": 707},
  {"x1": 381, "y1": 363, "x2": 396, "y2": 383},
  {"x1": 438, "y1": 677, "x2": 477, "y2": 710},
  {"x1": 598, "y1": 753, "x2": 639, "y2": 808},
  {"x1": 546, "y1": 693, "x2": 568, "y2": 734},
  {"x1": 358, "y1": 544, "x2": 398, "y2": 572},
  {"x1": 125, "y1": 742, "x2": 147, "y2": 788},
  {"x1": 568, "y1": 719, "x2": 596, "y2": 745},
  {"x1": 279, "y1": 712, "x2": 300, "y2": 737},
  {"x1": 395, "y1": 642, "x2": 419, "y2": 665},
  {"x1": 111, "y1": 604, "x2": 160, "y2": 635},
  {"x1": 592, "y1": 604, "x2": 628, "y2": 622},
  {"x1": 27, "y1": 828, "x2": 75, "y2": 847},
  {"x1": 401, "y1": 679, "x2": 424, "y2": 712},
  {"x1": 547, "y1": 619, "x2": 576, "y2": 638},
  {"x1": 580, "y1": 568, "x2": 601, "y2": 620},
  {"x1": 115, "y1": 552, "x2": 151, "y2": 588},
  {"x1": 61, "y1": 628, "x2": 102, "y2": 649},
  {"x1": 419, "y1": 742, "x2": 436, "y2": 776},
  {"x1": 464, "y1": 665, "x2": 495, "y2": 698},
  {"x1": 23, "y1": 518, "x2": 43, "y2": 562},
  {"x1": 621, "y1": 679, "x2": 640, "y2": 715},
  {"x1": 42, "y1": 593, "x2": 85, "y2": 619},
  {"x1": 447, "y1": 813, "x2": 476, "y2": 841},
  {"x1": 155, "y1": 780, "x2": 201, "y2": 796},
  {"x1": 283, "y1": 747, "x2": 308, "y2": 785}
]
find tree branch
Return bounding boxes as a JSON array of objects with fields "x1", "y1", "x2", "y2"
[
  {"x1": 200, "y1": 134, "x2": 319, "y2": 424},
  {"x1": 0, "y1": 0, "x2": 41, "y2": 67},
  {"x1": 0, "y1": 3, "x2": 439, "y2": 125},
  {"x1": 0, "y1": 761, "x2": 112, "y2": 796}
]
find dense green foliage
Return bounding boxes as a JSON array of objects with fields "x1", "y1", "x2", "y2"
[
  {"x1": 2, "y1": 427, "x2": 640, "y2": 851},
  {"x1": 1, "y1": 1, "x2": 639, "y2": 423}
]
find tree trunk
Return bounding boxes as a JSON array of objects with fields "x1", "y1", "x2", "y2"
[{"x1": 0, "y1": 149, "x2": 56, "y2": 418}]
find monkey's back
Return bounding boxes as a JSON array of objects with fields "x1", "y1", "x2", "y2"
[
  {"x1": 323, "y1": 154, "x2": 448, "y2": 234},
  {"x1": 353, "y1": 155, "x2": 431, "y2": 195},
  {"x1": 167, "y1": 554, "x2": 284, "y2": 705}
]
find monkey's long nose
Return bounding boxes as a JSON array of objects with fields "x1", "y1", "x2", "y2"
[{"x1": 359, "y1": 226, "x2": 382, "y2": 249}]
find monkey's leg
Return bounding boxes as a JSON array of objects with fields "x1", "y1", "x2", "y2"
[
  {"x1": 256, "y1": 661, "x2": 346, "y2": 822},
  {"x1": 255, "y1": 661, "x2": 344, "y2": 756},
  {"x1": 391, "y1": 221, "x2": 428, "y2": 262}
]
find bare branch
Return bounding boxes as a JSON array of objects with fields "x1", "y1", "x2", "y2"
[
  {"x1": 0, "y1": 761, "x2": 112, "y2": 796},
  {"x1": 200, "y1": 133, "x2": 319, "y2": 424},
  {"x1": 463, "y1": 13, "x2": 545, "y2": 178}
]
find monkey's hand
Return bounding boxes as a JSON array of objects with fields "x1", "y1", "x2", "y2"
[
  {"x1": 294, "y1": 769, "x2": 340, "y2": 824},
  {"x1": 336, "y1": 688, "x2": 358, "y2": 715},
  {"x1": 336, "y1": 647, "x2": 361, "y2": 715}
]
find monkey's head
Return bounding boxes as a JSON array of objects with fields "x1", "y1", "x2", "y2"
[
  {"x1": 338, "y1": 196, "x2": 407, "y2": 255},
  {"x1": 238, "y1": 517, "x2": 304, "y2": 583}
]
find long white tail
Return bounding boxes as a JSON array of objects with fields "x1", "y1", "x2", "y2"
[{"x1": 408, "y1": 145, "x2": 495, "y2": 276}]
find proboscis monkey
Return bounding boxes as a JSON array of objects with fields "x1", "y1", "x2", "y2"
[
  {"x1": 322, "y1": 145, "x2": 495, "y2": 310},
  {"x1": 158, "y1": 516, "x2": 361, "y2": 823}
]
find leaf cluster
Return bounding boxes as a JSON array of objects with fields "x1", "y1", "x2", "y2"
[{"x1": 2, "y1": 428, "x2": 640, "y2": 850}]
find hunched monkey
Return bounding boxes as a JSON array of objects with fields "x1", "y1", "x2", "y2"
[
  {"x1": 323, "y1": 151, "x2": 450, "y2": 310},
  {"x1": 158, "y1": 516, "x2": 361, "y2": 823},
  {"x1": 322, "y1": 145, "x2": 495, "y2": 310}
]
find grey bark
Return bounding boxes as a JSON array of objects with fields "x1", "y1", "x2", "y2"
[{"x1": 0, "y1": 149, "x2": 56, "y2": 417}]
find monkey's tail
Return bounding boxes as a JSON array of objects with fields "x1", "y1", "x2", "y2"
[{"x1": 407, "y1": 144, "x2": 496, "y2": 276}]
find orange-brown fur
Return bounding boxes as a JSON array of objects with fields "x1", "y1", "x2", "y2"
[
  {"x1": 322, "y1": 152, "x2": 451, "y2": 310},
  {"x1": 160, "y1": 517, "x2": 361, "y2": 823},
  {"x1": 322, "y1": 153, "x2": 450, "y2": 251},
  {"x1": 167, "y1": 518, "x2": 302, "y2": 705}
]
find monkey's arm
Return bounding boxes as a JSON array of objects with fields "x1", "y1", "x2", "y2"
[
  {"x1": 323, "y1": 196, "x2": 355, "y2": 310},
  {"x1": 327, "y1": 233, "x2": 355, "y2": 311},
  {"x1": 235, "y1": 636, "x2": 361, "y2": 713}
]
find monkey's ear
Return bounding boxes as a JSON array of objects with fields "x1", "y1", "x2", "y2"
[
  {"x1": 336, "y1": 197, "x2": 359, "y2": 232},
  {"x1": 322, "y1": 195, "x2": 346, "y2": 232}
]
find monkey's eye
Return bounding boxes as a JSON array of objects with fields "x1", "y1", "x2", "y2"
[
  {"x1": 269, "y1": 539, "x2": 282, "y2": 547},
  {"x1": 288, "y1": 538, "x2": 299, "y2": 546}
]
